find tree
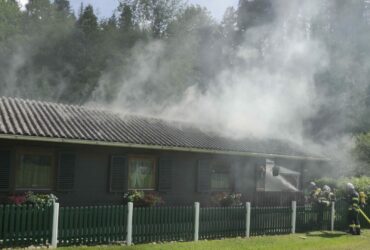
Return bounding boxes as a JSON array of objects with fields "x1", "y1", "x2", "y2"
[
  {"x1": 54, "y1": 0, "x2": 71, "y2": 13},
  {"x1": 117, "y1": 2, "x2": 145, "y2": 48},
  {"x1": 221, "y1": 6, "x2": 237, "y2": 43},
  {"x1": 220, "y1": 6, "x2": 238, "y2": 67},
  {"x1": 25, "y1": 0, "x2": 54, "y2": 22},
  {"x1": 103, "y1": 14, "x2": 118, "y2": 31},
  {"x1": 0, "y1": 0, "x2": 22, "y2": 41},
  {"x1": 0, "y1": 0, "x2": 81, "y2": 102},
  {"x1": 77, "y1": 4, "x2": 98, "y2": 37},
  {"x1": 354, "y1": 133, "x2": 370, "y2": 175},
  {"x1": 155, "y1": 5, "x2": 221, "y2": 96},
  {"x1": 236, "y1": 0, "x2": 274, "y2": 32},
  {"x1": 119, "y1": 3, "x2": 134, "y2": 31},
  {"x1": 119, "y1": 0, "x2": 185, "y2": 37},
  {"x1": 306, "y1": 0, "x2": 370, "y2": 140}
]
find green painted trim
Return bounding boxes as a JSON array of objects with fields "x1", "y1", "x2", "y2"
[{"x1": 0, "y1": 134, "x2": 329, "y2": 161}]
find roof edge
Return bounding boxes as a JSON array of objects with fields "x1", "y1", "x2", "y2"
[{"x1": 0, "y1": 134, "x2": 330, "y2": 161}]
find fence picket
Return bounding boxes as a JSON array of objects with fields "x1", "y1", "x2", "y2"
[
  {"x1": 112, "y1": 206, "x2": 116, "y2": 242},
  {"x1": 26, "y1": 205, "x2": 32, "y2": 245},
  {"x1": 0, "y1": 206, "x2": 3, "y2": 243},
  {"x1": 143, "y1": 207, "x2": 147, "y2": 242},
  {"x1": 83, "y1": 207, "x2": 88, "y2": 244},
  {"x1": 20, "y1": 205, "x2": 26, "y2": 245}
]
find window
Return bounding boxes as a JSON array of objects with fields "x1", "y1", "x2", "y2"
[
  {"x1": 256, "y1": 159, "x2": 300, "y2": 192},
  {"x1": 128, "y1": 156, "x2": 156, "y2": 190},
  {"x1": 255, "y1": 164, "x2": 266, "y2": 191},
  {"x1": 16, "y1": 152, "x2": 54, "y2": 189},
  {"x1": 210, "y1": 163, "x2": 231, "y2": 190}
]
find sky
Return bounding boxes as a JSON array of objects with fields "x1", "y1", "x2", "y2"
[{"x1": 18, "y1": 0, "x2": 239, "y2": 21}]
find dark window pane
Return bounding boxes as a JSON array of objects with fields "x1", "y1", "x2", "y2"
[{"x1": 210, "y1": 163, "x2": 231, "y2": 190}]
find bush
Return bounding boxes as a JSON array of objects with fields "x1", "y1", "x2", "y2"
[
  {"x1": 123, "y1": 190, "x2": 163, "y2": 207},
  {"x1": 8, "y1": 191, "x2": 58, "y2": 207},
  {"x1": 315, "y1": 176, "x2": 370, "y2": 197},
  {"x1": 25, "y1": 192, "x2": 58, "y2": 207},
  {"x1": 211, "y1": 192, "x2": 242, "y2": 207},
  {"x1": 354, "y1": 133, "x2": 370, "y2": 174}
]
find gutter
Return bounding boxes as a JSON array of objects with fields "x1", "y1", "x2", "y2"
[{"x1": 0, "y1": 134, "x2": 329, "y2": 161}]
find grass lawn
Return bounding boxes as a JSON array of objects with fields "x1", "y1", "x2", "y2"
[{"x1": 59, "y1": 230, "x2": 370, "y2": 250}]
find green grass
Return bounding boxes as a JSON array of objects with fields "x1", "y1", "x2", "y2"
[{"x1": 59, "y1": 230, "x2": 370, "y2": 250}]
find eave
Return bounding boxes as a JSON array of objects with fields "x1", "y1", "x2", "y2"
[{"x1": 0, "y1": 134, "x2": 329, "y2": 161}]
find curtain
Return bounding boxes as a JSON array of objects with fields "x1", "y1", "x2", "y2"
[
  {"x1": 16, "y1": 154, "x2": 52, "y2": 188},
  {"x1": 129, "y1": 158, "x2": 155, "y2": 189}
]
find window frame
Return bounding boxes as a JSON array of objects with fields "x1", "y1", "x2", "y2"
[
  {"x1": 128, "y1": 155, "x2": 157, "y2": 191},
  {"x1": 210, "y1": 161, "x2": 232, "y2": 191},
  {"x1": 255, "y1": 164, "x2": 266, "y2": 192},
  {"x1": 258, "y1": 158, "x2": 301, "y2": 192},
  {"x1": 15, "y1": 148, "x2": 55, "y2": 191}
]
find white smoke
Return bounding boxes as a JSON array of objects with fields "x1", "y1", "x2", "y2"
[
  {"x1": 93, "y1": 0, "x2": 329, "y2": 144},
  {"x1": 17, "y1": 0, "x2": 28, "y2": 10},
  {"x1": 1, "y1": 0, "x2": 360, "y2": 175}
]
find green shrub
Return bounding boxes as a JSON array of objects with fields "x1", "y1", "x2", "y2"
[
  {"x1": 24, "y1": 191, "x2": 58, "y2": 207},
  {"x1": 8, "y1": 191, "x2": 57, "y2": 207},
  {"x1": 315, "y1": 176, "x2": 370, "y2": 197}
]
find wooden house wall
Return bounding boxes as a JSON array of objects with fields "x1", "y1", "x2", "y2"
[{"x1": 0, "y1": 139, "x2": 324, "y2": 206}]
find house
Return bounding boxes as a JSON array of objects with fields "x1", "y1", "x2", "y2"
[{"x1": 0, "y1": 97, "x2": 328, "y2": 206}]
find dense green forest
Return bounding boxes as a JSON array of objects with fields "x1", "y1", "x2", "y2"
[{"x1": 2, "y1": 0, "x2": 370, "y2": 174}]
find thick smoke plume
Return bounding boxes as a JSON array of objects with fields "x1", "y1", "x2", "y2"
[
  {"x1": 89, "y1": 0, "x2": 361, "y2": 175},
  {"x1": 3, "y1": 0, "x2": 368, "y2": 175},
  {"x1": 92, "y1": 1, "x2": 327, "y2": 143}
]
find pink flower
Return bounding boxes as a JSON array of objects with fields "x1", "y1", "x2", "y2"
[{"x1": 8, "y1": 195, "x2": 26, "y2": 205}]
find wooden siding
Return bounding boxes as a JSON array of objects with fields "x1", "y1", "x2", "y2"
[{"x1": 0, "y1": 139, "x2": 328, "y2": 206}]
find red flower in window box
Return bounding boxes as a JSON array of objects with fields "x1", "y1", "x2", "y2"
[{"x1": 8, "y1": 194, "x2": 27, "y2": 205}]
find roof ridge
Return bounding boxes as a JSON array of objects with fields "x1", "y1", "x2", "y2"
[
  {"x1": 0, "y1": 96, "x2": 191, "y2": 126},
  {"x1": 2, "y1": 96, "x2": 120, "y2": 116}
]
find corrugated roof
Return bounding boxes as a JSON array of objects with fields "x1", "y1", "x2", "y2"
[{"x1": 0, "y1": 97, "x2": 323, "y2": 160}]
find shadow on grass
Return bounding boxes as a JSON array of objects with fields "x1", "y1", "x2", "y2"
[{"x1": 305, "y1": 231, "x2": 348, "y2": 238}]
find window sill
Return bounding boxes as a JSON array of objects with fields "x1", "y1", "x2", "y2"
[
  {"x1": 128, "y1": 188, "x2": 156, "y2": 191},
  {"x1": 15, "y1": 188, "x2": 53, "y2": 192},
  {"x1": 211, "y1": 189, "x2": 233, "y2": 192}
]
